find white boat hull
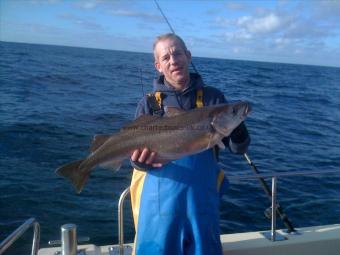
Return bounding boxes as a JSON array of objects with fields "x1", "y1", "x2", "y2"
[{"x1": 38, "y1": 224, "x2": 340, "y2": 255}]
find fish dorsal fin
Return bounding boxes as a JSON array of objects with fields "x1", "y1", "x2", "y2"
[
  {"x1": 164, "y1": 107, "x2": 186, "y2": 117},
  {"x1": 122, "y1": 115, "x2": 159, "y2": 130},
  {"x1": 90, "y1": 134, "x2": 111, "y2": 153}
]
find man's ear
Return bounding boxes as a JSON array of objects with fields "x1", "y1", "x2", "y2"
[{"x1": 155, "y1": 61, "x2": 162, "y2": 73}]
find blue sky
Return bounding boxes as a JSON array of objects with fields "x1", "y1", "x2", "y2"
[{"x1": 1, "y1": 0, "x2": 340, "y2": 67}]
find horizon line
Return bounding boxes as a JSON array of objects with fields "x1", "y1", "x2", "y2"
[{"x1": 1, "y1": 40, "x2": 339, "y2": 69}]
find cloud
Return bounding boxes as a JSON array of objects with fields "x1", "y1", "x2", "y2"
[
  {"x1": 216, "y1": 13, "x2": 289, "y2": 43},
  {"x1": 28, "y1": 0, "x2": 60, "y2": 4},
  {"x1": 74, "y1": 0, "x2": 144, "y2": 11},
  {"x1": 205, "y1": 1, "x2": 340, "y2": 66},
  {"x1": 58, "y1": 13, "x2": 104, "y2": 31},
  {"x1": 206, "y1": 2, "x2": 249, "y2": 17},
  {"x1": 215, "y1": 12, "x2": 291, "y2": 35},
  {"x1": 225, "y1": 2, "x2": 249, "y2": 11},
  {"x1": 312, "y1": 1, "x2": 340, "y2": 19},
  {"x1": 237, "y1": 13, "x2": 282, "y2": 34},
  {"x1": 2, "y1": 20, "x2": 69, "y2": 44},
  {"x1": 109, "y1": 9, "x2": 163, "y2": 22},
  {"x1": 283, "y1": 19, "x2": 332, "y2": 40},
  {"x1": 215, "y1": 6, "x2": 337, "y2": 44},
  {"x1": 74, "y1": 0, "x2": 106, "y2": 10},
  {"x1": 215, "y1": 16, "x2": 232, "y2": 27},
  {"x1": 5, "y1": 21, "x2": 65, "y2": 34},
  {"x1": 78, "y1": 2, "x2": 98, "y2": 10}
]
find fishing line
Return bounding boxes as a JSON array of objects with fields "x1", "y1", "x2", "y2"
[
  {"x1": 153, "y1": 0, "x2": 296, "y2": 233},
  {"x1": 154, "y1": 0, "x2": 175, "y2": 34},
  {"x1": 154, "y1": 0, "x2": 199, "y2": 74},
  {"x1": 139, "y1": 68, "x2": 145, "y2": 96}
]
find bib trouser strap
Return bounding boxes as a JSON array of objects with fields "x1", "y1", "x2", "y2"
[{"x1": 196, "y1": 88, "x2": 204, "y2": 108}]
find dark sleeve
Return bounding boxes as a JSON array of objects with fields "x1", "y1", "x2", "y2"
[
  {"x1": 130, "y1": 159, "x2": 149, "y2": 171},
  {"x1": 223, "y1": 122, "x2": 250, "y2": 154}
]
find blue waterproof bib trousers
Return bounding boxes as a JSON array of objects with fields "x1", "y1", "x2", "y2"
[{"x1": 132, "y1": 149, "x2": 226, "y2": 255}]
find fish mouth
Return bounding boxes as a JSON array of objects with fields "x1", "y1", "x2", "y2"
[
  {"x1": 245, "y1": 103, "x2": 251, "y2": 115},
  {"x1": 243, "y1": 103, "x2": 252, "y2": 117}
]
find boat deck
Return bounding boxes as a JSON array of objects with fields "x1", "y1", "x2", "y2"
[{"x1": 38, "y1": 223, "x2": 340, "y2": 255}]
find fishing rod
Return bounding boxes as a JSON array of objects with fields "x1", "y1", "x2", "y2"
[
  {"x1": 154, "y1": 0, "x2": 296, "y2": 233},
  {"x1": 244, "y1": 153, "x2": 296, "y2": 233}
]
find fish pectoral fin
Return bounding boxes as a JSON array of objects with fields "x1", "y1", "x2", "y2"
[
  {"x1": 56, "y1": 159, "x2": 89, "y2": 193},
  {"x1": 99, "y1": 160, "x2": 123, "y2": 172},
  {"x1": 208, "y1": 133, "x2": 225, "y2": 150},
  {"x1": 211, "y1": 119, "x2": 231, "y2": 137},
  {"x1": 164, "y1": 106, "x2": 186, "y2": 117},
  {"x1": 90, "y1": 134, "x2": 111, "y2": 153}
]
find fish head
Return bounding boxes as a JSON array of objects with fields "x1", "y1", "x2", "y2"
[{"x1": 211, "y1": 101, "x2": 251, "y2": 137}]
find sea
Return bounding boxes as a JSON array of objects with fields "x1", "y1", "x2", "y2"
[{"x1": 1, "y1": 41, "x2": 339, "y2": 254}]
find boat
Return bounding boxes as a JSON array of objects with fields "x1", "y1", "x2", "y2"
[
  {"x1": 2, "y1": 157, "x2": 340, "y2": 255},
  {"x1": 2, "y1": 219, "x2": 340, "y2": 255},
  {"x1": 37, "y1": 224, "x2": 340, "y2": 255}
]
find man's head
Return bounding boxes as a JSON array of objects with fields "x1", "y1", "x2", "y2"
[{"x1": 153, "y1": 33, "x2": 192, "y2": 90}]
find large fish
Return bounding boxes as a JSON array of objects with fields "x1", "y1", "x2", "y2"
[{"x1": 56, "y1": 102, "x2": 251, "y2": 193}]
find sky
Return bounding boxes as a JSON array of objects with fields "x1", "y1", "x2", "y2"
[{"x1": 1, "y1": 0, "x2": 340, "y2": 67}]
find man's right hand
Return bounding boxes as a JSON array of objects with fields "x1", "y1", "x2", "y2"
[{"x1": 131, "y1": 148, "x2": 163, "y2": 168}]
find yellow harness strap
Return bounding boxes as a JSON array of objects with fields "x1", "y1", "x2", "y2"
[
  {"x1": 155, "y1": 91, "x2": 162, "y2": 109},
  {"x1": 151, "y1": 89, "x2": 203, "y2": 110},
  {"x1": 195, "y1": 88, "x2": 223, "y2": 187},
  {"x1": 196, "y1": 89, "x2": 204, "y2": 108},
  {"x1": 217, "y1": 169, "x2": 225, "y2": 192}
]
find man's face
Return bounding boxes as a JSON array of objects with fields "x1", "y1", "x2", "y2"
[{"x1": 154, "y1": 38, "x2": 191, "y2": 90}]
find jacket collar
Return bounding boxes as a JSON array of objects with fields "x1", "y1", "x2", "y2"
[{"x1": 153, "y1": 73, "x2": 204, "y2": 95}]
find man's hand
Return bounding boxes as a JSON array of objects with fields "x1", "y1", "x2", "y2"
[{"x1": 131, "y1": 148, "x2": 163, "y2": 168}]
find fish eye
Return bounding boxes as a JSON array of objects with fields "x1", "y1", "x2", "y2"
[{"x1": 232, "y1": 108, "x2": 237, "y2": 116}]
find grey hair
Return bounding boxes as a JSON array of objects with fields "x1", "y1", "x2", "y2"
[{"x1": 153, "y1": 33, "x2": 188, "y2": 60}]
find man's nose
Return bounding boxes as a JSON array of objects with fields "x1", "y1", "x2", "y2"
[{"x1": 169, "y1": 54, "x2": 178, "y2": 64}]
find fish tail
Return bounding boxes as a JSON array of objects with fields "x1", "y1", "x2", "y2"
[{"x1": 56, "y1": 159, "x2": 90, "y2": 193}]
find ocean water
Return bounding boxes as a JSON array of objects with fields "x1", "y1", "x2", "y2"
[{"x1": 1, "y1": 41, "x2": 340, "y2": 254}]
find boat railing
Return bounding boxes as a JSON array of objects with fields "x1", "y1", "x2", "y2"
[
  {"x1": 113, "y1": 167, "x2": 340, "y2": 254},
  {"x1": 118, "y1": 187, "x2": 131, "y2": 253},
  {"x1": 109, "y1": 187, "x2": 132, "y2": 255},
  {"x1": 0, "y1": 217, "x2": 40, "y2": 255}
]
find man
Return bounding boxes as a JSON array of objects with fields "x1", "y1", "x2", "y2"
[{"x1": 129, "y1": 33, "x2": 250, "y2": 255}]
